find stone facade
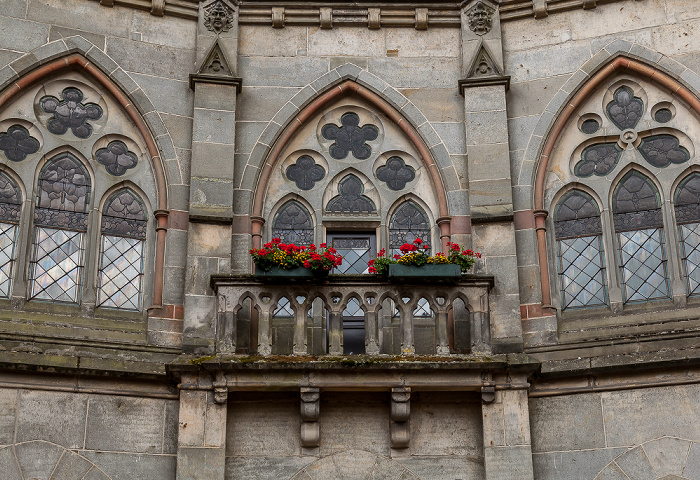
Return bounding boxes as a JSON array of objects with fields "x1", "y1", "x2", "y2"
[{"x1": 0, "y1": 0, "x2": 699, "y2": 479}]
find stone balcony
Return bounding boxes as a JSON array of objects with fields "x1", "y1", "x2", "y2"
[{"x1": 210, "y1": 274, "x2": 494, "y2": 357}]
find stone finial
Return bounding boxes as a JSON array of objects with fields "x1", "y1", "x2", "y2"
[
  {"x1": 204, "y1": 0, "x2": 235, "y2": 33},
  {"x1": 467, "y1": 2, "x2": 495, "y2": 36}
]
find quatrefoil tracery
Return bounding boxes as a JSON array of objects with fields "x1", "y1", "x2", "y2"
[{"x1": 574, "y1": 85, "x2": 690, "y2": 177}]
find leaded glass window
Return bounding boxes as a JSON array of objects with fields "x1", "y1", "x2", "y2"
[
  {"x1": 389, "y1": 201, "x2": 431, "y2": 257},
  {"x1": 674, "y1": 173, "x2": 700, "y2": 297},
  {"x1": 271, "y1": 200, "x2": 314, "y2": 245},
  {"x1": 98, "y1": 189, "x2": 147, "y2": 310},
  {"x1": 613, "y1": 172, "x2": 669, "y2": 303},
  {"x1": 0, "y1": 172, "x2": 21, "y2": 298},
  {"x1": 554, "y1": 190, "x2": 607, "y2": 309},
  {"x1": 29, "y1": 153, "x2": 91, "y2": 303}
]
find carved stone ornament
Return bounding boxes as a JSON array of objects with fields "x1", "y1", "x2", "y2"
[
  {"x1": 467, "y1": 2, "x2": 495, "y2": 36},
  {"x1": 95, "y1": 139, "x2": 138, "y2": 176},
  {"x1": 468, "y1": 45, "x2": 502, "y2": 79},
  {"x1": 40, "y1": 87, "x2": 103, "y2": 139},
  {"x1": 204, "y1": 0, "x2": 234, "y2": 33},
  {"x1": 0, "y1": 124, "x2": 40, "y2": 162}
]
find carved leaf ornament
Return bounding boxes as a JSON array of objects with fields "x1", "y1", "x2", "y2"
[{"x1": 574, "y1": 86, "x2": 690, "y2": 177}]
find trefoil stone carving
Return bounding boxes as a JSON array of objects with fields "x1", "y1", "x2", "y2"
[
  {"x1": 321, "y1": 112, "x2": 379, "y2": 160},
  {"x1": 0, "y1": 124, "x2": 40, "y2": 162},
  {"x1": 204, "y1": 0, "x2": 234, "y2": 33},
  {"x1": 40, "y1": 87, "x2": 103, "y2": 139},
  {"x1": 575, "y1": 143, "x2": 622, "y2": 177},
  {"x1": 466, "y1": 2, "x2": 494, "y2": 36},
  {"x1": 286, "y1": 155, "x2": 325, "y2": 190},
  {"x1": 376, "y1": 156, "x2": 415, "y2": 191},
  {"x1": 95, "y1": 140, "x2": 138, "y2": 176},
  {"x1": 606, "y1": 86, "x2": 643, "y2": 131}
]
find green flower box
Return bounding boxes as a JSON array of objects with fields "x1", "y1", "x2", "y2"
[
  {"x1": 388, "y1": 264, "x2": 462, "y2": 281},
  {"x1": 254, "y1": 266, "x2": 327, "y2": 279}
]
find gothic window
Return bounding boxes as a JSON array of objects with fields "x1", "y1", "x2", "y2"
[
  {"x1": 613, "y1": 171, "x2": 669, "y2": 303},
  {"x1": 0, "y1": 172, "x2": 21, "y2": 298},
  {"x1": 29, "y1": 153, "x2": 91, "y2": 303},
  {"x1": 553, "y1": 190, "x2": 607, "y2": 309},
  {"x1": 674, "y1": 173, "x2": 700, "y2": 297},
  {"x1": 98, "y1": 189, "x2": 147, "y2": 310},
  {"x1": 326, "y1": 175, "x2": 376, "y2": 214},
  {"x1": 389, "y1": 201, "x2": 431, "y2": 256},
  {"x1": 271, "y1": 200, "x2": 314, "y2": 245}
]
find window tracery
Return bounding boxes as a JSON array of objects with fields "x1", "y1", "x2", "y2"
[
  {"x1": 271, "y1": 201, "x2": 314, "y2": 245},
  {"x1": 675, "y1": 173, "x2": 700, "y2": 297},
  {"x1": 0, "y1": 172, "x2": 21, "y2": 299}
]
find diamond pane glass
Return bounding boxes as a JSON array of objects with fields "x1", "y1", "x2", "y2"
[
  {"x1": 618, "y1": 228, "x2": 669, "y2": 303},
  {"x1": 30, "y1": 227, "x2": 84, "y2": 303},
  {"x1": 413, "y1": 298, "x2": 433, "y2": 318},
  {"x1": 272, "y1": 201, "x2": 314, "y2": 245},
  {"x1": 343, "y1": 297, "x2": 363, "y2": 317},
  {"x1": 97, "y1": 235, "x2": 144, "y2": 310},
  {"x1": 558, "y1": 235, "x2": 607, "y2": 309},
  {"x1": 333, "y1": 237, "x2": 371, "y2": 274},
  {"x1": 679, "y1": 223, "x2": 700, "y2": 297},
  {"x1": 0, "y1": 223, "x2": 17, "y2": 298}
]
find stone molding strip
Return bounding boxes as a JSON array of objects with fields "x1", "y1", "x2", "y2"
[
  {"x1": 533, "y1": 55, "x2": 700, "y2": 308},
  {"x1": 92, "y1": 0, "x2": 623, "y2": 23},
  {"x1": 0, "y1": 52, "x2": 170, "y2": 310}
]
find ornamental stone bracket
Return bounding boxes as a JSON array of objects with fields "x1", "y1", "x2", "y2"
[
  {"x1": 300, "y1": 387, "x2": 321, "y2": 448},
  {"x1": 390, "y1": 387, "x2": 411, "y2": 449}
]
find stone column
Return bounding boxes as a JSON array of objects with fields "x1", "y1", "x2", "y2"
[
  {"x1": 460, "y1": 0, "x2": 523, "y2": 353},
  {"x1": 177, "y1": 373, "x2": 228, "y2": 480},
  {"x1": 183, "y1": 0, "x2": 242, "y2": 354},
  {"x1": 481, "y1": 374, "x2": 535, "y2": 480}
]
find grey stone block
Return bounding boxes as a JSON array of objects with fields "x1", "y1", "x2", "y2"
[
  {"x1": 403, "y1": 88, "x2": 462, "y2": 123},
  {"x1": 145, "y1": 111, "x2": 169, "y2": 140},
  {"x1": 106, "y1": 37, "x2": 195, "y2": 81},
  {"x1": 163, "y1": 265, "x2": 186, "y2": 305},
  {"x1": 237, "y1": 87, "x2": 297, "y2": 122},
  {"x1": 336, "y1": 62, "x2": 363, "y2": 81},
  {"x1": 657, "y1": 55, "x2": 688, "y2": 79},
  {"x1": 613, "y1": 445, "x2": 656, "y2": 480},
  {"x1": 0, "y1": 17, "x2": 50, "y2": 53},
  {"x1": 178, "y1": 447, "x2": 225, "y2": 480},
  {"x1": 560, "y1": 69, "x2": 590, "y2": 95},
  {"x1": 226, "y1": 397, "x2": 300, "y2": 456},
  {"x1": 183, "y1": 293, "x2": 217, "y2": 336},
  {"x1": 434, "y1": 122, "x2": 467, "y2": 155},
  {"x1": 417, "y1": 122, "x2": 442, "y2": 148},
  {"x1": 465, "y1": 110, "x2": 509, "y2": 145},
  {"x1": 175, "y1": 147, "x2": 191, "y2": 181},
  {"x1": 83, "y1": 467, "x2": 111, "y2": 480},
  {"x1": 188, "y1": 223, "x2": 233, "y2": 258},
  {"x1": 289, "y1": 85, "x2": 316, "y2": 108},
  {"x1": 603, "y1": 39, "x2": 633, "y2": 56},
  {"x1": 16, "y1": 390, "x2": 88, "y2": 448},
  {"x1": 234, "y1": 121, "x2": 267, "y2": 155},
  {"x1": 165, "y1": 230, "x2": 189, "y2": 268},
  {"x1": 382, "y1": 86, "x2": 409, "y2": 110},
  {"x1": 240, "y1": 56, "x2": 329, "y2": 88},
  {"x1": 233, "y1": 189, "x2": 253, "y2": 215},
  {"x1": 470, "y1": 178, "x2": 514, "y2": 207},
  {"x1": 681, "y1": 68, "x2": 700, "y2": 95},
  {"x1": 9, "y1": 53, "x2": 39, "y2": 77},
  {"x1": 643, "y1": 436, "x2": 692, "y2": 477},
  {"x1": 109, "y1": 67, "x2": 140, "y2": 95},
  {"x1": 270, "y1": 102, "x2": 300, "y2": 131},
  {"x1": 32, "y1": 40, "x2": 70, "y2": 64},
  {"x1": 330, "y1": 57, "x2": 368, "y2": 72},
  {"x1": 85, "y1": 45, "x2": 119, "y2": 74},
  {"x1": 309, "y1": 69, "x2": 341, "y2": 93},
  {"x1": 531, "y1": 111, "x2": 555, "y2": 138},
  {"x1": 411, "y1": 400, "x2": 482, "y2": 456},
  {"x1": 50, "y1": 28, "x2": 105, "y2": 51},
  {"x1": 506, "y1": 41, "x2": 592, "y2": 83},
  {"x1": 50, "y1": 450, "x2": 94, "y2": 480},
  {"x1": 430, "y1": 142, "x2": 452, "y2": 170},
  {"x1": 0, "y1": 389, "x2": 17, "y2": 444},
  {"x1": 81, "y1": 451, "x2": 176, "y2": 480},
  {"x1": 85, "y1": 396, "x2": 166, "y2": 453},
  {"x1": 163, "y1": 400, "x2": 179, "y2": 455},
  {"x1": 185, "y1": 256, "x2": 219, "y2": 296},
  {"x1": 356, "y1": 69, "x2": 388, "y2": 94},
  {"x1": 581, "y1": 50, "x2": 613, "y2": 77},
  {"x1": 464, "y1": 85, "x2": 507, "y2": 113},
  {"x1": 685, "y1": 442, "x2": 700, "y2": 479},
  {"x1": 129, "y1": 88, "x2": 157, "y2": 116},
  {"x1": 441, "y1": 166, "x2": 462, "y2": 192},
  {"x1": 191, "y1": 142, "x2": 234, "y2": 179},
  {"x1": 508, "y1": 116, "x2": 538, "y2": 153},
  {"x1": 629, "y1": 44, "x2": 663, "y2": 65},
  {"x1": 1, "y1": 0, "x2": 27, "y2": 19},
  {"x1": 14, "y1": 440, "x2": 64, "y2": 480},
  {"x1": 485, "y1": 446, "x2": 534, "y2": 480},
  {"x1": 469, "y1": 143, "x2": 511, "y2": 181},
  {"x1": 601, "y1": 384, "x2": 700, "y2": 446},
  {"x1": 369, "y1": 57, "x2": 459, "y2": 88},
  {"x1": 134, "y1": 74, "x2": 193, "y2": 117},
  {"x1": 27, "y1": 0, "x2": 130, "y2": 38},
  {"x1": 192, "y1": 109, "x2": 236, "y2": 145},
  {"x1": 593, "y1": 463, "x2": 629, "y2": 480},
  {"x1": 164, "y1": 158, "x2": 183, "y2": 185},
  {"x1": 0, "y1": 66, "x2": 18, "y2": 89},
  {"x1": 191, "y1": 177, "x2": 234, "y2": 209},
  {"x1": 239, "y1": 164, "x2": 261, "y2": 192},
  {"x1": 447, "y1": 188, "x2": 469, "y2": 214},
  {"x1": 530, "y1": 393, "x2": 605, "y2": 453},
  {"x1": 396, "y1": 455, "x2": 484, "y2": 480},
  {"x1": 167, "y1": 184, "x2": 191, "y2": 212},
  {"x1": 225, "y1": 456, "x2": 316, "y2": 480},
  {"x1": 0, "y1": 446, "x2": 21, "y2": 479},
  {"x1": 533, "y1": 448, "x2": 627, "y2": 480},
  {"x1": 544, "y1": 89, "x2": 570, "y2": 116}
]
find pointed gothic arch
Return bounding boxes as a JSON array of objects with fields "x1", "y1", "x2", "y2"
[
  {"x1": 531, "y1": 53, "x2": 700, "y2": 306},
  {"x1": 0, "y1": 45, "x2": 174, "y2": 309}
]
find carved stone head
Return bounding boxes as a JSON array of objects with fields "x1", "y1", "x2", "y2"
[
  {"x1": 467, "y1": 2, "x2": 494, "y2": 36},
  {"x1": 204, "y1": 0, "x2": 234, "y2": 33}
]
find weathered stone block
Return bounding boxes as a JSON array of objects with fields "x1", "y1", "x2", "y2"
[
  {"x1": 239, "y1": 25, "x2": 307, "y2": 57},
  {"x1": 532, "y1": 448, "x2": 627, "y2": 480},
  {"x1": 0, "y1": 17, "x2": 49, "y2": 53},
  {"x1": 369, "y1": 58, "x2": 459, "y2": 89},
  {"x1": 530, "y1": 393, "x2": 605, "y2": 453},
  {"x1": 16, "y1": 390, "x2": 88, "y2": 448},
  {"x1": 81, "y1": 451, "x2": 176, "y2": 480},
  {"x1": 49, "y1": 450, "x2": 94, "y2": 480},
  {"x1": 411, "y1": 396, "x2": 482, "y2": 456},
  {"x1": 224, "y1": 456, "x2": 315, "y2": 480},
  {"x1": 0, "y1": 389, "x2": 17, "y2": 445},
  {"x1": 396, "y1": 456, "x2": 485, "y2": 480},
  {"x1": 240, "y1": 56, "x2": 329, "y2": 88}
]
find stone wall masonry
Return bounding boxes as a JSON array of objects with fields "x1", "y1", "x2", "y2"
[{"x1": 530, "y1": 383, "x2": 700, "y2": 480}]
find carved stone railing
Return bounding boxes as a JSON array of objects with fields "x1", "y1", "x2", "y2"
[{"x1": 211, "y1": 274, "x2": 494, "y2": 356}]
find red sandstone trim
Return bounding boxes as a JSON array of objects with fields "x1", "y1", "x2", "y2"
[
  {"x1": 150, "y1": 303, "x2": 185, "y2": 319},
  {"x1": 0, "y1": 54, "x2": 170, "y2": 307},
  {"x1": 520, "y1": 303, "x2": 556, "y2": 320},
  {"x1": 532, "y1": 56, "x2": 700, "y2": 308},
  {"x1": 450, "y1": 215, "x2": 471, "y2": 235},
  {"x1": 168, "y1": 210, "x2": 189, "y2": 231},
  {"x1": 513, "y1": 210, "x2": 535, "y2": 230}
]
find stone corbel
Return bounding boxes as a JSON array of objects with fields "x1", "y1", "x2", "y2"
[
  {"x1": 213, "y1": 372, "x2": 228, "y2": 404},
  {"x1": 390, "y1": 387, "x2": 411, "y2": 448},
  {"x1": 300, "y1": 387, "x2": 320, "y2": 448},
  {"x1": 481, "y1": 372, "x2": 495, "y2": 403},
  {"x1": 272, "y1": 7, "x2": 285, "y2": 28},
  {"x1": 151, "y1": 0, "x2": 165, "y2": 16}
]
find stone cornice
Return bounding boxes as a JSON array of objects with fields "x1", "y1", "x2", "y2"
[{"x1": 94, "y1": 0, "x2": 627, "y2": 24}]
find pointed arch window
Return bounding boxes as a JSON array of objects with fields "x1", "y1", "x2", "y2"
[
  {"x1": 554, "y1": 190, "x2": 607, "y2": 309},
  {"x1": 271, "y1": 200, "x2": 314, "y2": 245},
  {"x1": 389, "y1": 201, "x2": 431, "y2": 256},
  {"x1": 613, "y1": 171, "x2": 669, "y2": 303},
  {"x1": 98, "y1": 189, "x2": 147, "y2": 310},
  {"x1": 29, "y1": 153, "x2": 91, "y2": 303},
  {"x1": 0, "y1": 172, "x2": 21, "y2": 298},
  {"x1": 674, "y1": 173, "x2": 700, "y2": 297}
]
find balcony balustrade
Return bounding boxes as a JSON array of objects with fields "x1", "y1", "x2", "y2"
[{"x1": 211, "y1": 274, "x2": 494, "y2": 357}]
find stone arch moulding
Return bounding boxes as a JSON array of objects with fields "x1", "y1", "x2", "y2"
[
  {"x1": 532, "y1": 54, "x2": 700, "y2": 307},
  {"x1": 250, "y1": 77, "x2": 452, "y2": 251},
  {"x1": 0, "y1": 44, "x2": 171, "y2": 310}
]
